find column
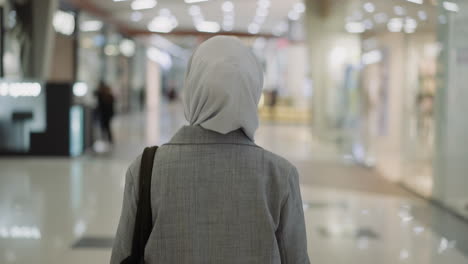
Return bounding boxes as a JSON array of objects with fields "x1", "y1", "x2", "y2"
[{"x1": 32, "y1": 0, "x2": 59, "y2": 80}]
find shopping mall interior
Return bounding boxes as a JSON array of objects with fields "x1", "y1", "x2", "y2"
[{"x1": 0, "y1": 0, "x2": 468, "y2": 263}]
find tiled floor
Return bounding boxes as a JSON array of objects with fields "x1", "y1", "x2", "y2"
[{"x1": 0, "y1": 101, "x2": 467, "y2": 263}]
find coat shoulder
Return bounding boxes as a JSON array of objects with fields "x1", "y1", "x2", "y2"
[{"x1": 259, "y1": 148, "x2": 297, "y2": 175}]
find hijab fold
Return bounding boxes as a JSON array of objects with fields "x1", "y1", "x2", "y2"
[{"x1": 182, "y1": 36, "x2": 264, "y2": 141}]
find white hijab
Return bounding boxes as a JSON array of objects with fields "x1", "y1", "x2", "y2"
[{"x1": 182, "y1": 36, "x2": 264, "y2": 141}]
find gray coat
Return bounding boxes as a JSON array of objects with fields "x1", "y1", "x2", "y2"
[{"x1": 111, "y1": 126, "x2": 310, "y2": 264}]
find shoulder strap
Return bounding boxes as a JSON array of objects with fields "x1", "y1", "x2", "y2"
[{"x1": 128, "y1": 146, "x2": 158, "y2": 264}]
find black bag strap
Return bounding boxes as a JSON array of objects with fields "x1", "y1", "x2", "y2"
[{"x1": 124, "y1": 146, "x2": 158, "y2": 264}]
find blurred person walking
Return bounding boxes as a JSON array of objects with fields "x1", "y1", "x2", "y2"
[
  {"x1": 111, "y1": 36, "x2": 310, "y2": 264},
  {"x1": 95, "y1": 81, "x2": 115, "y2": 144}
]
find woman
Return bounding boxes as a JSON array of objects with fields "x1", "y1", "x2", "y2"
[{"x1": 111, "y1": 36, "x2": 310, "y2": 264}]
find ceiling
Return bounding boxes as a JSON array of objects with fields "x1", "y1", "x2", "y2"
[
  {"x1": 344, "y1": 0, "x2": 439, "y2": 33},
  {"x1": 69, "y1": 0, "x2": 442, "y2": 37},
  {"x1": 83, "y1": 0, "x2": 303, "y2": 35}
]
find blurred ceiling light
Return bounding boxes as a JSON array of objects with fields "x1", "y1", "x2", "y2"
[
  {"x1": 294, "y1": 2, "x2": 306, "y2": 13},
  {"x1": 73, "y1": 82, "x2": 88, "y2": 97},
  {"x1": 363, "y1": 2, "x2": 375, "y2": 13},
  {"x1": 131, "y1": 0, "x2": 157, "y2": 10},
  {"x1": 189, "y1": 5, "x2": 201, "y2": 15},
  {"x1": 345, "y1": 22, "x2": 365, "y2": 33},
  {"x1": 258, "y1": 0, "x2": 271, "y2": 9},
  {"x1": 53, "y1": 10, "x2": 75, "y2": 35},
  {"x1": 406, "y1": 17, "x2": 418, "y2": 26},
  {"x1": 394, "y1": 6, "x2": 405, "y2": 16},
  {"x1": 131, "y1": 11, "x2": 143, "y2": 22},
  {"x1": 254, "y1": 15, "x2": 266, "y2": 24},
  {"x1": 272, "y1": 20, "x2": 288, "y2": 36},
  {"x1": 388, "y1": 17, "x2": 403, "y2": 32},
  {"x1": 404, "y1": 17, "x2": 418, "y2": 33},
  {"x1": 407, "y1": 0, "x2": 423, "y2": 4},
  {"x1": 362, "y1": 50, "x2": 382, "y2": 65},
  {"x1": 222, "y1": 1, "x2": 235, "y2": 31},
  {"x1": 222, "y1": 1, "x2": 234, "y2": 12},
  {"x1": 364, "y1": 19, "x2": 374, "y2": 30},
  {"x1": 288, "y1": 10, "x2": 300, "y2": 20},
  {"x1": 353, "y1": 10, "x2": 363, "y2": 20},
  {"x1": 418, "y1": 10, "x2": 427, "y2": 20},
  {"x1": 160, "y1": 8, "x2": 171, "y2": 16},
  {"x1": 248, "y1": 23, "x2": 260, "y2": 34},
  {"x1": 443, "y1": 1, "x2": 459, "y2": 12},
  {"x1": 120, "y1": 39, "x2": 136, "y2": 57},
  {"x1": 147, "y1": 47, "x2": 172, "y2": 69},
  {"x1": 404, "y1": 27, "x2": 416, "y2": 34},
  {"x1": 185, "y1": 0, "x2": 209, "y2": 3},
  {"x1": 80, "y1": 20, "x2": 103, "y2": 32},
  {"x1": 150, "y1": 35, "x2": 191, "y2": 59},
  {"x1": 193, "y1": 15, "x2": 204, "y2": 24},
  {"x1": 257, "y1": 8, "x2": 269, "y2": 17},
  {"x1": 148, "y1": 15, "x2": 178, "y2": 33},
  {"x1": 113, "y1": 0, "x2": 127, "y2": 2},
  {"x1": 223, "y1": 24, "x2": 234, "y2": 31},
  {"x1": 196, "y1": 21, "x2": 220, "y2": 33},
  {"x1": 104, "y1": 44, "x2": 119, "y2": 56},
  {"x1": 374, "y1": 12, "x2": 388, "y2": 23}
]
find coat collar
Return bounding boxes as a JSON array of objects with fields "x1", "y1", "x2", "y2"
[{"x1": 167, "y1": 126, "x2": 259, "y2": 147}]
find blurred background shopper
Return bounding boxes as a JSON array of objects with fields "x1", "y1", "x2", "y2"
[
  {"x1": 111, "y1": 36, "x2": 310, "y2": 264},
  {"x1": 95, "y1": 81, "x2": 115, "y2": 145}
]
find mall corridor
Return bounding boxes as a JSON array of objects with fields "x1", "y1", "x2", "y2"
[
  {"x1": 1, "y1": 0, "x2": 468, "y2": 263},
  {"x1": 1, "y1": 103, "x2": 468, "y2": 263}
]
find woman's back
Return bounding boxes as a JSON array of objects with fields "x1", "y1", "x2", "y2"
[{"x1": 112, "y1": 126, "x2": 309, "y2": 263}]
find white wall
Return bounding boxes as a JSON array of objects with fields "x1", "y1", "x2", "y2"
[{"x1": 286, "y1": 44, "x2": 309, "y2": 109}]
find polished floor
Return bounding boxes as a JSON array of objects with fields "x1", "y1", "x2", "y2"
[{"x1": 1, "y1": 102, "x2": 468, "y2": 263}]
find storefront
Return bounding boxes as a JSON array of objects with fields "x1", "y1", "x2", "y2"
[
  {"x1": 0, "y1": 2, "x2": 143, "y2": 156},
  {"x1": 0, "y1": 0, "x2": 57, "y2": 155},
  {"x1": 331, "y1": 0, "x2": 468, "y2": 220}
]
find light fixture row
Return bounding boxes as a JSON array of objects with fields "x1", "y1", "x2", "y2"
[
  {"x1": 345, "y1": 0, "x2": 451, "y2": 34},
  {"x1": 222, "y1": 1, "x2": 235, "y2": 31},
  {"x1": 111, "y1": 0, "x2": 311, "y2": 36}
]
